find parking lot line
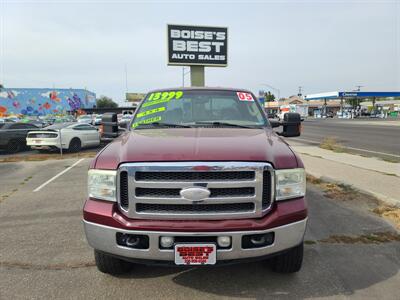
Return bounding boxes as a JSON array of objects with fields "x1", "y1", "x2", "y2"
[{"x1": 33, "y1": 158, "x2": 85, "y2": 192}]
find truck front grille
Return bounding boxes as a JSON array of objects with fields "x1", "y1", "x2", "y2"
[{"x1": 117, "y1": 162, "x2": 274, "y2": 220}]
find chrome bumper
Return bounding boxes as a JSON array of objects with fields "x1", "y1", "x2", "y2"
[{"x1": 83, "y1": 218, "x2": 307, "y2": 261}]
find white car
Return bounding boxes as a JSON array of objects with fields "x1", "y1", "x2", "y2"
[
  {"x1": 77, "y1": 115, "x2": 93, "y2": 124},
  {"x1": 26, "y1": 122, "x2": 100, "y2": 152},
  {"x1": 93, "y1": 115, "x2": 103, "y2": 125}
]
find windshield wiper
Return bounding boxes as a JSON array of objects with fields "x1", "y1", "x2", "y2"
[
  {"x1": 135, "y1": 122, "x2": 192, "y2": 129},
  {"x1": 193, "y1": 121, "x2": 257, "y2": 129}
]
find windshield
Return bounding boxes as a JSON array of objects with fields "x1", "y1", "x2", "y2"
[{"x1": 131, "y1": 89, "x2": 267, "y2": 129}]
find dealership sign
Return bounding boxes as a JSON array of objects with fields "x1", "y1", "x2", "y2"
[{"x1": 167, "y1": 24, "x2": 228, "y2": 67}]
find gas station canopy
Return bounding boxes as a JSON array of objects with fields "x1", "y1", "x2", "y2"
[{"x1": 305, "y1": 91, "x2": 400, "y2": 100}]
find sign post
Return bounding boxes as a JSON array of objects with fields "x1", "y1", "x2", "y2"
[
  {"x1": 167, "y1": 24, "x2": 228, "y2": 87},
  {"x1": 190, "y1": 66, "x2": 205, "y2": 87}
]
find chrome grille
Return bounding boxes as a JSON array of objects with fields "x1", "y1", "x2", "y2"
[{"x1": 117, "y1": 162, "x2": 274, "y2": 220}]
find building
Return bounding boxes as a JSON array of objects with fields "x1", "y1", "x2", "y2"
[
  {"x1": 0, "y1": 88, "x2": 96, "y2": 116},
  {"x1": 264, "y1": 96, "x2": 343, "y2": 117}
]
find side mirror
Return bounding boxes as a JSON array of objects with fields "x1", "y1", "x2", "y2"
[
  {"x1": 281, "y1": 113, "x2": 301, "y2": 137},
  {"x1": 102, "y1": 113, "x2": 119, "y2": 139}
]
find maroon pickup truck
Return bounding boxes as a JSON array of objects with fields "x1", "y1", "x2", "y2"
[{"x1": 83, "y1": 87, "x2": 307, "y2": 275}]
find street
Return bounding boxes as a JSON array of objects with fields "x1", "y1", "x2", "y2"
[
  {"x1": 292, "y1": 118, "x2": 400, "y2": 159},
  {"x1": 1, "y1": 158, "x2": 399, "y2": 299}
]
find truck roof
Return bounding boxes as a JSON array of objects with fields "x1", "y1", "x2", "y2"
[{"x1": 147, "y1": 87, "x2": 253, "y2": 94}]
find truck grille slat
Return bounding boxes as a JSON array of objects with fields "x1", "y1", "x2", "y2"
[
  {"x1": 135, "y1": 171, "x2": 255, "y2": 182},
  {"x1": 136, "y1": 203, "x2": 255, "y2": 214},
  {"x1": 135, "y1": 187, "x2": 255, "y2": 198}
]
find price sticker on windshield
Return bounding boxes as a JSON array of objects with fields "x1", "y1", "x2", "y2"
[{"x1": 237, "y1": 92, "x2": 254, "y2": 102}]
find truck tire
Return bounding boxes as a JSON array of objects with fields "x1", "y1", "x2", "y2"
[
  {"x1": 94, "y1": 250, "x2": 132, "y2": 275},
  {"x1": 68, "y1": 138, "x2": 81, "y2": 153},
  {"x1": 270, "y1": 244, "x2": 303, "y2": 273},
  {"x1": 7, "y1": 139, "x2": 22, "y2": 153}
]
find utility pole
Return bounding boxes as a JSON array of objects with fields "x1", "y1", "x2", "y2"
[
  {"x1": 124, "y1": 64, "x2": 128, "y2": 102},
  {"x1": 298, "y1": 86, "x2": 303, "y2": 97}
]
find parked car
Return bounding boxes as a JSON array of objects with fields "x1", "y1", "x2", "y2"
[
  {"x1": 84, "y1": 87, "x2": 306, "y2": 275},
  {"x1": 77, "y1": 115, "x2": 93, "y2": 124},
  {"x1": 0, "y1": 122, "x2": 39, "y2": 153},
  {"x1": 0, "y1": 117, "x2": 19, "y2": 123},
  {"x1": 92, "y1": 115, "x2": 103, "y2": 126},
  {"x1": 26, "y1": 122, "x2": 100, "y2": 152},
  {"x1": 118, "y1": 114, "x2": 133, "y2": 128},
  {"x1": 324, "y1": 112, "x2": 334, "y2": 118},
  {"x1": 370, "y1": 110, "x2": 385, "y2": 118}
]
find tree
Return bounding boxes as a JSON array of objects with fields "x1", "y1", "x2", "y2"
[
  {"x1": 265, "y1": 91, "x2": 276, "y2": 102},
  {"x1": 96, "y1": 96, "x2": 118, "y2": 108}
]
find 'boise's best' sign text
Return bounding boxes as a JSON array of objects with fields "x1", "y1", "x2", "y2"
[{"x1": 167, "y1": 24, "x2": 228, "y2": 67}]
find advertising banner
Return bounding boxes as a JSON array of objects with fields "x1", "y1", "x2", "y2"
[{"x1": 167, "y1": 24, "x2": 228, "y2": 67}]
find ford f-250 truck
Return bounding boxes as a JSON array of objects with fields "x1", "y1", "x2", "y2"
[{"x1": 83, "y1": 87, "x2": 307, "y2": 275}]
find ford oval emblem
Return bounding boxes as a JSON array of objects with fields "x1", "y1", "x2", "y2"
[{"x1": 180, "y1": 187, "x2": 210, "y2": 202}]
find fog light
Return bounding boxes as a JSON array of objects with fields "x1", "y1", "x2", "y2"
[
  {"x1": 126, "y1": 235, "x2": 140, "y2": 247},
  {"x1": 217, "y1": 236, "x2": 231, "y2": 248},
  {"x1": 160, "y1": 236, "x2": 174, "y2": 248},
  {"x1": 116, "y1": 233, "x2": 149, "y2": 249},
  {"x1": 242, "y1": 232, "x2": 275, "y2": 249}
]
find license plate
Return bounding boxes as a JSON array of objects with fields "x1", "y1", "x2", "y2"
[
  {"x1": 34, "y1": 140, "x2": 42, "y2": 144},
  {"x1": 174, "y1": 244, "x2": 216, "y2": 265}
]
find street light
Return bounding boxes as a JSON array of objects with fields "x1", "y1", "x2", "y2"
[{"x1": 259, "y1": 83, "x2": 280, "y2": 101}]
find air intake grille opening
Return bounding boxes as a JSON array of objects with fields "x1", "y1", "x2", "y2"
[
  {"x1": 262, "y1": 170, "x2": 272, "y2": 209},
  {"x1": 135, "y1": 171, "x2": 255, "y2": 182},
  {"x1": 135, "y1": 187, "x2": 255, "y2": 198},
  {"x1": 136, "y1": 203, "x2": 255, "y2": 214},
  {"x1": 120, "y1": 171, "x2": 129, "y2": 208}
]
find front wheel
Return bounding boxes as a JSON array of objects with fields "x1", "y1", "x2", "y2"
[
  {"x1": 94, "y1": 250, "x2": 132, "y2": 275},
  {"x1": 270, "y1": 244, "x2": 303, "y2": 273}
]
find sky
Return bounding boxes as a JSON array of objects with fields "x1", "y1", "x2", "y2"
[{"x1": 1, "y1": 0, "x2": 399, "y2": 104}]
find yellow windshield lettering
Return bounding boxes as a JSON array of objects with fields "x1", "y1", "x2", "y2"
[
  {"x1": 132, "y1": 116, "x2": 162, "y2": 128},
  {"x1": 136, "y1": 106, "x2": 165, "y2": 118}
]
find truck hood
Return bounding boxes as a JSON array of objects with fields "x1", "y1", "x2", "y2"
[{"x1": 94, "y1": 128, "x2": 299, "y2": 170}]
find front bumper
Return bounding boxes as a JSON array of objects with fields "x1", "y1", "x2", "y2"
[
  {"x1": 83, "y1": 197, "x2": 308, "y2": 262},
  {"x1": 84, "y1": 218, "x2": 307, "y2": 262}
]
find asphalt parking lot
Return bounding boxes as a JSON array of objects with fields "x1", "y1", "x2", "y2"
[{"x1": 1, "y1": 157, "x2": 399, "y2": 299}]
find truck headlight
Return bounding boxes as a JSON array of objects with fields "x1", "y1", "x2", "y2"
[
  {"x1": 275, "y1": 168, "x2": 306, "y2": 201},
  {"x1": 88, "y1": 169, "x2": 117, "y2": 202}
]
